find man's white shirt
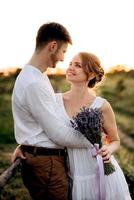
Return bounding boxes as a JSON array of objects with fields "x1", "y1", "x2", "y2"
[{"x1": 12, "y1": 65, "x2": 91, "y2": 148}]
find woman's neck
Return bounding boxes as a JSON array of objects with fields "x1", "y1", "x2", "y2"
[
  {"x1": 67, "y1": 84, "x2": 90, "y2": 100},
  {"x1": 63, "y1": 84, "x2": 95, "y2": 118}
]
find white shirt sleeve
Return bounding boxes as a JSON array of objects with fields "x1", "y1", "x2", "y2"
[{"x1": 25, "y1": 83, "x2": 91, "y2": 148}]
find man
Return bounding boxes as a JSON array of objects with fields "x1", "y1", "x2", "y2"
[{"x1": 12, "y1": 22, "x2": 91, "y2": 200}]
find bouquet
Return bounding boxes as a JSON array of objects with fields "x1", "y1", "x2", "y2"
[{"x1": 70, "y1": 107, "x2": 115, "y2": 175}]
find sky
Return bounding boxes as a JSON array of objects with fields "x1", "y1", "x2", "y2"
[{"x1": 0, "y1": 0, "x2": 134, "y2": 72}]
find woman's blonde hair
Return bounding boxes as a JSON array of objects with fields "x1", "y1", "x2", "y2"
[{"x1": 79, "y1": 52, "x2": 104, "y2": 88}]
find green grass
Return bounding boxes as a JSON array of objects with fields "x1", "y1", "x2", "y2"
[
  {"x1": 115, "y1": 112, "x2": 134, "y2": 138},
  {"x1": 0, "y1": 144, "x2": 31, "y2": 200},
  {"x1": 0, "y1": 69, "x2": 133, "y2": 142},
  {"x1": 0, "y1": 94, "x2": 15, "y2": 143},
  {"x1": 115, "y1": 146, "x2": 134, "y2": 198},
  {"x1": 0, "y1": 69, "x2": 133, "y2": 199},
  {"x1": 98, "y1": 70, "x2": 134, "y2": 138}
]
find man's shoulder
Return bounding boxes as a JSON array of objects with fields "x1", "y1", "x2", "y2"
[{"x1": 15, "y1": 65, "x2": 46, "y2": 87}]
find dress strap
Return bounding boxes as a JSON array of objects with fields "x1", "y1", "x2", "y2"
[{"x1": 91, "y1": 97, "x2": 105, "y2": 109}]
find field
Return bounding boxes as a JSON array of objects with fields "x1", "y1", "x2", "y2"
[{"x1": 0, "y1": 69, "x2": 134, "y2": 199}]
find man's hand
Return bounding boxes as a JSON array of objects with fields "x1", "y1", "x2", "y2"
[
  {"x1": 97, "y1": 145, "x2": 111, "y2": 163},
  {"x1": 11, "y1": 145, "x2": 26, "y2": 163}
]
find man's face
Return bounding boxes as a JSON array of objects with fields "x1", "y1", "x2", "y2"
[{"x1": 50, "y1": 43, "x2": 68, "y2": 68}]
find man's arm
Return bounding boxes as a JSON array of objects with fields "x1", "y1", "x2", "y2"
[{"x1": 25, "y1": 83, "x2": 91, "y2": 148}]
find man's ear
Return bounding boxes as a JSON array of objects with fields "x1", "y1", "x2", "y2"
[{"x1": 48, "y1": 41, "x2": 57, "y2": 52}]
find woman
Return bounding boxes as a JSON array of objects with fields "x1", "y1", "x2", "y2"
[
  {"x1": 12, "y1": 52, "x2": 131, "y2": 200},
  {"x1": 55, "y1": 52, "x2": 131, "y2": 200}
]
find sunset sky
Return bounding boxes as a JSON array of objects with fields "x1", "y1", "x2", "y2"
[{"x1": 0, "y1": 0, "x2": 134, "y2": 72}]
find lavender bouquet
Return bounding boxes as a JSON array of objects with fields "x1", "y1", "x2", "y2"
[{"x1": 70, "y1": 107, "x2": 115, "y2": 175}]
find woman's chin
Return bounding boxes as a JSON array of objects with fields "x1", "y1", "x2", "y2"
[
  {"x1": 66, "y1": 78, "x2": 75, "y2": 83},
  {"x1": 66, "y1": 75, "x2": 75, "y2": 81}
]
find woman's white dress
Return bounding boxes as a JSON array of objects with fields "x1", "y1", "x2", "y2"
[{"x1": 56, "y1": 93, "x2": 132, "y2": 200}]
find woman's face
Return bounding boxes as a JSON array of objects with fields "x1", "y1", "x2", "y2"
[{"x1": 66, "y1": 54, "x2": 88, "y2": 84}]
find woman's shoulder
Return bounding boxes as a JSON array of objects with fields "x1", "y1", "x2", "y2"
[
  {"x1": 94, "y1": 96, "x2": 111, "y2": 109},
  {"x1": 97, "y1": 97, "x2": 113, "y2": 113}
]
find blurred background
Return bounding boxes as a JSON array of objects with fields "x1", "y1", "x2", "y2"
[
  {"x1": 0, "y1": 0, "x2": 134, "y2": 199},
  {"x1": 0, "y1": 67, "x2": 134, "y2": 199}
]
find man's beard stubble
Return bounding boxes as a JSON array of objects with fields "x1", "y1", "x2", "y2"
[{"x1": 50, "y1": 53, "x2": 58, "y2": 68}]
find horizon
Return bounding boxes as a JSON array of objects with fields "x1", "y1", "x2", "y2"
[{"x1": 0, "y1": 64, "x2": 133, "y2": 77}]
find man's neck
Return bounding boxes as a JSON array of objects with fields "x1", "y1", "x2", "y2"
[{"x1": 28, "y1": 52, "x2": 48, "y2": 73}]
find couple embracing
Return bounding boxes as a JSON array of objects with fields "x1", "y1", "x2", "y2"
[{"x1": 12, "y1": 22, "x2": 131, "y2": 200}]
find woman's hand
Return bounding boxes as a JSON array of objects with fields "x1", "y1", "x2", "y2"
[
  {"x1": 11, "y1": 145, "x2": 26, "y2": 163},
  {"x1": 97, "y1": 145, "x2": 111, "y2": 163}
]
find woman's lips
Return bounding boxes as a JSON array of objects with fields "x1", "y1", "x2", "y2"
[{"x1": 67, "y1": 72, "x2": 76, "y2": 76}]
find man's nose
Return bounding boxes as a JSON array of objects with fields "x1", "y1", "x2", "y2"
[
  {"x1": 60, "y1": 55, "x2": 64, "y2": 62},
  {"x1": 69, "y1": 64, "x2": 74, "y2": 70}
]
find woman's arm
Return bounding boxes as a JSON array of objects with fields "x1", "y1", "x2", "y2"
[{"x1": 98, "y1": 100, "x2": 120, "y2": 162}]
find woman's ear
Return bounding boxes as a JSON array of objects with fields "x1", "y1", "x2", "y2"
[
  {"x1": 48, "y1": 41, "x2": 57, "y2": 52},
  {"x1": 88, "y1": 72, "x2": 95, "y2": 81}
]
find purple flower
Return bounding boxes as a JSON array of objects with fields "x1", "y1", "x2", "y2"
[
  {"x1": 70, "y1": 107, "x2": 115, "y2": 175},
  {"x1": 71, "y1": 107, "x2": 103, "y2": 146}
]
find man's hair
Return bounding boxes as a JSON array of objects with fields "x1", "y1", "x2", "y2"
[{"x1": 35, "y1": 22, "x2": 72, "y2": 50}]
